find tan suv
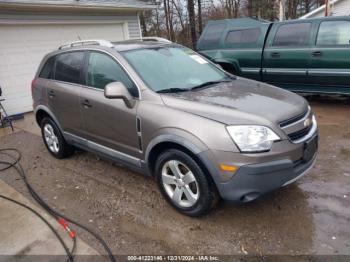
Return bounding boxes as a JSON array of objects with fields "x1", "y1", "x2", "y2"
[{"x1": 32, "y1": 39, "x2": 318, "y2": 216}]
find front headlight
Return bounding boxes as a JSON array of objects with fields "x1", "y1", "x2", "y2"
[{"x1": 226, "y1": 125, "x2": 280, "y2": 153}]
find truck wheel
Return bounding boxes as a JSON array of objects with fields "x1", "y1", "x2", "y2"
[
  {"x1": 41, "y1": 117, "x2": 74, "y2": 159},
  {"x1": 155, "y1": 149, "x2": 217, "y2": 216}
]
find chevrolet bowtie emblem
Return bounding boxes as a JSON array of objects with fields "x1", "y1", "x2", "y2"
[{"x1": 304, "y1": 118, "x2": 311, "y2": 127}]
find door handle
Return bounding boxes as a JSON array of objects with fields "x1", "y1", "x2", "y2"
[
  {"x1": 48, "y1": 90, "x2": 55, "y2": 98},
  {"x1": 82, "y1": 99, "x2": 92, "y2": 108},
  {"x1": 271, "y1": 52, "x2": 280, "y2": 58},
  {"x1": 312, "y1": 51, "x2": 322, "y2": 57}
]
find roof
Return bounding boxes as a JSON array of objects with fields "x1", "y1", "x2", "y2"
[
  {"x1": 113, "y1": 40, "x2": 175, "y2": 52},
  {"x1": 299, "y1": 0, "x2": 343, "y2": 19},
  {"x1": 206, "y1": 17, "x2": 271, "y2": 27},
  {"x1": 0, "y1": 0, "x2": 156, "y2": 10}
]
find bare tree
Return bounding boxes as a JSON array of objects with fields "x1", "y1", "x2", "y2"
[
  {"x1": 188, "y1": 0, "x2": 197, "y2": 48},
  {"x1": 163, "y1": 0, "x2": 171, "y2": 39},
  {"x1": 198, "y1": 0, "x2": 203, "y2": 34},
  {"x1": 140, "y1": 0, "x2": 326, "y2": 48}
]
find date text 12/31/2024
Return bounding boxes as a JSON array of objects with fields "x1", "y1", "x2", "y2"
[{"x1": 127, "y1": 255, "x2": 220, "y2": 261}]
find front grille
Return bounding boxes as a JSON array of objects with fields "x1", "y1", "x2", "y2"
[
  {"x1": 288, "y1": 123, "x2": 313, "y2": 141},
  {"x1": 280, "y1": 109, "x2": 308, "y2": 128},
  {"x1": 279, "y1": 106, "x2": 315, "y2": 143}
]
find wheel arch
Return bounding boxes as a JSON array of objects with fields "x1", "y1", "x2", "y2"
[
  {"x1": 213, "y1": 58, "x2": 240, "y2": 75},
  {"x1": 35, "y1": 106, "x2": 62, "y2": 131},
  {"x1": 145, "y1": 134, "x2": 218, "y2": 187}
]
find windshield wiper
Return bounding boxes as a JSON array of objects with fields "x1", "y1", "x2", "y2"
[
  {"x1": 157, "y1": 87, "x2": 189, "y2": 93},
  {"x1": 190, "y1": 79, "x2": 232, "y2": 91}
]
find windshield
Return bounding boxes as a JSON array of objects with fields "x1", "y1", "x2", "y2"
[{"x1": 122, "y1": 46, "x2": 230, "y2": 92}]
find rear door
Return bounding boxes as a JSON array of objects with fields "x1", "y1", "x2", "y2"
[
  {"x1": 80, "y1": 51, "x2": 141, "y2": 158},
  {"x1": 263, "y1": 21, "x2": 313, "y2": 88},
  {"x1": 48, "y1": 51, "x2": 85, "y2": 135},
  {"x1": 308, "y1": 19, "x2": 350, "y2": 93}
]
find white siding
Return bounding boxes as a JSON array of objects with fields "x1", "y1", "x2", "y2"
[
  {"x1": 0, "y1": 12, "x2": 141, "y2": 38},
  {"x1": 302, "y1": 0, "x2": 350, "y2": 18},
  {"x1": 0, "y1": 11, "x2": 142, "y2": 115}
]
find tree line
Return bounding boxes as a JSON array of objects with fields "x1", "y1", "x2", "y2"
[{"x1": 139, "y1": 0, "x2": 326, "y2": 48}]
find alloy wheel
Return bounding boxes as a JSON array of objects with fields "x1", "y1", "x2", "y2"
[
  {"x1": 43, "y1": 123, "x2": 59, "y2": 153},
  {"x1": 161, "y1": 160, "x2": 199, "y2": 207}
]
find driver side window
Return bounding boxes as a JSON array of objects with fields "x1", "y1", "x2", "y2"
[{"x1": 86, "y1": 52, "x2": 138, "y2": 97}]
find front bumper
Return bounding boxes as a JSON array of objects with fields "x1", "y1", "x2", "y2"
[
  {"x1": 217, "y1": 152, "x2": 316, "y2": 202},
  {"x1": 198, "y1": 134, "x2": 318, "y2": 202}
]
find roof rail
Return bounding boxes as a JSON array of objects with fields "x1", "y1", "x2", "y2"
[
  {"x1": 58, "y1": 40, "x2": 114, "y2": 50},
  {"x1": 137, "y1": 37, "x2": 172, "y2": 43}
]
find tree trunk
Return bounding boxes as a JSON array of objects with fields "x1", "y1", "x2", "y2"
[
  {"x1": 187, "y1": 0, "x2": 197, "y2": 48},
  {"x1": 234, "y1": 0, "x2": 240, "y2": 18},
  {"x1": 139, "y1": 11, "x2": 147, "y2": 37},
  {"x1": 197, "y1": 0, "x2": 203, "y2": 35},
  {"x1": 163, "y1": 0, "x2": 171, "y2": 40},
  {"x1": 305, "y1": 0, "x2": 310, "y2": 13},
  {"x1": 155, "y1": 7, "x2": 160, "y2": 35},
  {"x1": 247, "y1": 0, "x2": 253, "y2": 17},
  {"x1": 167, "y1": 0, "x2": 175, "y2": 41}
]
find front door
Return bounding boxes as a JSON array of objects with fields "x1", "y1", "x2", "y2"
[
  {"x1": 308, "y1": 19, "x2": 350, "y2": 93},
  {"x1": 80, "y1": 51, "x2": 141, "y2": 158},
  {"x1": 48, "y1": 51, "x2": 85, "y2": 135},
  {"x1": 262, "y1": 22, "x2": 313, "y2": 90}
]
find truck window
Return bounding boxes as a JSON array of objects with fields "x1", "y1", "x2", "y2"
[
  {"x1": 273, "y1": 23, "x2": 311, "y2": 47},
  {"x1": 225, "y1": 28, "x2": 260, "y2": 45},
  {"x1": 202, "y1": 23, "x2": 226, "y2": 46},
  {"x1": 316, "y1": 21, "x2": 350, "y2": 46}
]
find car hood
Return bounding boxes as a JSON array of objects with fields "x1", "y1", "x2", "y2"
[{"x1": 160, "y1": 78, "x2": 308, "y2": 126}]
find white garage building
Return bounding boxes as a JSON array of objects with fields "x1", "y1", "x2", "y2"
[
  {"x1": 0, "y1": 0, "x2": 155, "y2": 116},
  {"x1": 300, "y1": 0, "x2": 350, "y2": 19}
]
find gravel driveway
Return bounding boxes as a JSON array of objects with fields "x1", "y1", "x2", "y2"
[{"x1": 1, "y1": 97, "x2": 349, "y2": 257}]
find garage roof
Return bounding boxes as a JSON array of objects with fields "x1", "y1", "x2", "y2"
[{"x1": 0, "y1": 0, "x2": 156, "y2": 10}]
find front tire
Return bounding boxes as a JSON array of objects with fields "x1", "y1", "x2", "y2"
[
  {"x1": 41, "y1": 117, "x2": 74, "y2": 159},
  {"x1": 155, "y1": 149, "x2": 217, "y2": 217}
]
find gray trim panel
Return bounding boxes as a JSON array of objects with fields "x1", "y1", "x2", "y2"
[{"x1": 63, "y1": 132, "x2": 141, "y2": 167}]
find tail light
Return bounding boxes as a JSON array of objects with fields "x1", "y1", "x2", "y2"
[{"x1": 31, "y1": 78, "x2": 37, "y2": 92}]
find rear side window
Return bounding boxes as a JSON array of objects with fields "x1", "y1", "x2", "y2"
[
  {"x1": 202, "y1": 24, "x2": 226, "y2": 45},
  {"x1": 317, "y1": 21, "x2": 350, "y2": 46},
  {"x1": 225, "y1": 28, "x2": 261, "y2": 45},
  {"x1": 39, "y1": 57, "x2": 55, "y2": 79},
  {"x1": 55, "y1": 52, "x2": 84, "y2": 84},
  {"x1": 273, "y1": 23, "x2": 312, "y2": 47},
  {"x1": 86, "y1": 52, "x2": 138, "y2": 97}
]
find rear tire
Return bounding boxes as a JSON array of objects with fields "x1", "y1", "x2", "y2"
[
  {"x1": 41, "y1": 117, "x2": 74, "y2": 159},
  {"x1": 155, "y1": 149, "x2": 217, "y2": 217}
]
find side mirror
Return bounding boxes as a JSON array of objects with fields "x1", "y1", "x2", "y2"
[{"x1": 104, "y1": 82, "x2": 135, "y2": 108}]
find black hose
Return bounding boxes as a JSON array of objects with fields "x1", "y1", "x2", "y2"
[
  {"x1": 0, "y1": 195, "x2": 74, "y2": 262},
  {"x1": 0, "y1": 148, "x2": 115, "y2": 262}
]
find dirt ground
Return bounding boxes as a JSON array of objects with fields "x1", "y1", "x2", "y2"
[{"x1": 0, "y1": 96, "x2": 349, "y2": 256}]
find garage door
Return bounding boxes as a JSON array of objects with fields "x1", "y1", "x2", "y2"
[{"x1": 0, "y1": 23, "x2": 127, "y2": 116}]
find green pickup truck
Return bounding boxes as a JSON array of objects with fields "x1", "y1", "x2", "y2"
[{"x1": 197, "y1": 17, "x2": 350, "y2": 95}]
